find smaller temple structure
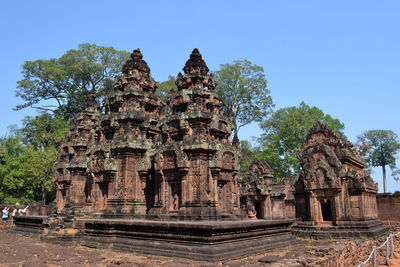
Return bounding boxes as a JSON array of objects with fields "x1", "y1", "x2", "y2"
[
  {"x1": 292, "y1": 122, "x2": 387, "y2": 238},
  {"x1": 240, "y1": 159, "x2": 295, "y2": 220}
]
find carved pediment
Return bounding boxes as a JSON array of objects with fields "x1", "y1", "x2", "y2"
[
  {"x1": 299, "y1": 122, "x2": 375, "y2": 192},
  {"x1": 245, "y1": 159, "x2": 274, "y2": 195}
]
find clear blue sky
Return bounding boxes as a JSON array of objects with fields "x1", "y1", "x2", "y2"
[{"x1": 1, "y1": 1, "x2": 399, "y2": 192}]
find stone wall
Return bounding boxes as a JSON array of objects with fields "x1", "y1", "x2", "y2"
[{"x1": 377, "y1": 192, "x2": 400, "y2": 222}]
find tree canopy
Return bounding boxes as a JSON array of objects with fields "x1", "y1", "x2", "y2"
[
  {"x1": 214, "y1": 60, "x2": 274, "y2": 137},
  {"x1": 15, "y1": 43, "x2": 129, "y2": 119},
  {"x1": 258, "y1": 101, "x2": 345, "y2": 179},
  {"x1": 0, "y1": 113, "x2": 68, "y2": 204},
  {"x1": 239, "y1": 140, "x2": 261, "y2": 184},
  {"x1": 156, "y1": 75, "x2": 177, "y2": 101},
  {"x1": 357, "y1": 130, "x2": 400, "y2": 193},
  {"x1": 17, "y1": 113, "x2": 69, "y2": 151}
]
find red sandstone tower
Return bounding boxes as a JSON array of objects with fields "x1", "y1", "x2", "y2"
[
  {"x1": 149, "y1": 49, "x2": 243, "y2": 220},
  {"x1": 54, "y1": 90, "x2": 100, "y2": 214},
  {"x1": 54, "y1": 49, "x2": 165, "y2": 217},
  {"x1": 92, "y1": 49, "x2": 164, "y2": 217}
]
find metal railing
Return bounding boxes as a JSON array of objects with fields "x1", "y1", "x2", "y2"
[{"x1": 358, "y1": 231, "x2": 399, "y2": 267}]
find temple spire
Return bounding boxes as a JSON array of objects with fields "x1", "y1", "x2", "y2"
[
  {"x1": 82, "y1": 90, "x2": 100, "y2": 114},
  {"x1": 183, "y1": 48, "x2": 209, "y2": 75},
  {"x1": 122, "y1": 48, "x2": 150, "y2": 75}
]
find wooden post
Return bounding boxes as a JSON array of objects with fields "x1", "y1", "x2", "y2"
[
  {"x1": 390, "y1": 234, "x2": 395, "y2": 258},
  {"x1": 373, "y1": 246, "x2": 377, "y2": 267},
  {"x1": 385, "y1": 240, "x2": 391, "y2": 265}
]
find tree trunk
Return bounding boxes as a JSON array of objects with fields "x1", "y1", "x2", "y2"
[
  {"x1": 42, "y1": 184, "x2": 46, "y2": 204},
  {"x1": 382, "y1": 165, "x2": 387, "y2": 193}
]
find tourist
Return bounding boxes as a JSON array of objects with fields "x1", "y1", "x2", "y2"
[
  {"x1": 11, "y1": 207, "x2": 17, "y2": 218},
  {"x1": 18, "y1": 206, "x2": 29, "y2": 216},
  {"x1": 2, "y1": 207, "x2": 9, "y2": 223},
  {"x1": 11, "y1": 207, "x2": 17, "y2": 225}
]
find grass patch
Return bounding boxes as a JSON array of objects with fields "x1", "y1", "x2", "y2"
[{"x1": 359, "y1": 235, "x2": 367, "y2": 240}]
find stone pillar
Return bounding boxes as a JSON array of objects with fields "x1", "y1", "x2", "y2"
[
  {"x1": 309, "y1": 194, "x2": 317, "y2": 222},
  {"x1": 359, "y1": 194, "x2": 364, "y2": 219},
  {"x1": 181, "y1": 178, "x2": 187, "y2": 203},
  {"x1": 333, "y1": 195, "x2": 340, "y2": 224}
]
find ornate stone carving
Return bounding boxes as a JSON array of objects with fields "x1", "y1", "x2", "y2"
[
  {"x1": 54, "y1": 49, "x2": 164, "y2": 217},
  {"x1": 240, "y1": 159, "x2": 295, "y2": 219},
  {"x1": 295, "y1": 121, "x2": 379, "y2": 224},
  {"x1": 53, "y1": 48, "x2": 243, "y2": 220},
  {"x1": 150, "y1": 49, "x2": 243, "y2": 220}
]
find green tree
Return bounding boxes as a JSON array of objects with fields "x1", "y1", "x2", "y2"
[
  {"x1": 214, "y1": 60, "x2": 274, "y2": 137},
  {"x1": 0, "y1": 113, "x2": 68, "y2": 204},
  {"x1": 156, "y1": 75, "x2": 177, "y2": 101},
  {"x1": 258, "y1": 144, "x2": 292, "y2": 181},
  {"x1": 259, "y1": 101, "x2": 345, "y2": 179},
  {"x1": 356, "y1": 130, "x2": 400, "y2": 193},
  {"x1": 239, "y1": 140, "x2": 261, "y2": 184},
  {"x1": 0, "y1": 143, "x2": 57, "y2": 204},
  {"x1": 17, "y1": 112, "x2": 69, "y2": 151},
  {"x1": 15, "y1": 43, "x2": 129, "y2": 119},
  {"x1": 0, "y1": 135, "x2": 27, "y2": 203},
  {"x1": 28, "y1": 147, "x2": 58, "y2": 203},
  {"x1": 17, "y1": 113, "x2": 68, "y2": 202}
]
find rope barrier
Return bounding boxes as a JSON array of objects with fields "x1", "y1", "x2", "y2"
[
  {"x1": 376, "y1": 237, "x2": 389, "y2": 250},
  {"x1": 359, "y1": 247, "x2": 375, "y2": 266},
  {"x1": 358, "y1": 231, "x2": 400, "y2": 267}
]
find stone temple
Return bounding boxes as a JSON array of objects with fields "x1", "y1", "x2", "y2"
[
  {"x1": 14, "y1": 49, "x2": 387, "y2": 261},
  {"x1": 149, "y1": 49, "x2": 244, "y2": 220},
  {"x1": 240, "y1": 159, "x2": 295, "y2": 220},
  {"x1": 15, "y1": 48, "x2": 296, "y2": 261},
  {"x1": 292, "y1": 121, "x2": 387, "y2": 238},
  {"x1": 54, "y1": 48, "x2": 244, "y2": 221},
  {"x1": 54, "y1": 48, "x2": 165, "y2": 218}
]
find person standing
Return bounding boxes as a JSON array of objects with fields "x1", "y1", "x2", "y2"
[
  {"x1": 2, "y1": 207, "x2": 9, "y2": 223},
  {"x1": 11, "y1": 208, "x2": 17, "y2": 225}
]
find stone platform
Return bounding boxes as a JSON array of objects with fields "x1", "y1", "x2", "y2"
[
  {"x1": 13, "y1": 215, "x2": 46, "y2": 235},
  {"x1": 38, "y1": 218, "x2": 297, "y2": 261},
  {"x1": 291, "y1": 219, "x2": 388, "y2": 239}
]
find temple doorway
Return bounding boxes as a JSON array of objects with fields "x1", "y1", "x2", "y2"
[
  {"x1": 320, "y1": 199, "x2": 332, "y2": 221},
  {"x1": 255, "y1": 201, "x2": 263, "y2": 219}
]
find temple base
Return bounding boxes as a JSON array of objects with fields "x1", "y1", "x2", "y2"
[
  {"x1": 16, "y1": 216, "x2": 298, "y2": 261},
  {"x1": 13, "y1": 216, "x2": 46, "y2": 235},
  {"x1": 291, "y1": 219, "x2": 388, "y2": 239},
  {"x1": 76, "y1": 219, "x2": 297, "y2": 261}
]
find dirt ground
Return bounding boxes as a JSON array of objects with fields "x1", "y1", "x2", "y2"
[{"x1": 0, "y1": 223, "x2": 399, "y2": 267}]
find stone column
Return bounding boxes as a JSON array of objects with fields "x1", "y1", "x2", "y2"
[
  {"x1": 359, "y1": 194, "x2": 364, "y2": 219},
  {"x1": 333, "y1": 195, "x2": 341, "y2": 224},
  {"x1": 181, "y1": 177, "x2": 187, "y2": 204},
  {"x1": 309, "y1": 194, "x2": 317, "y2": 222}
]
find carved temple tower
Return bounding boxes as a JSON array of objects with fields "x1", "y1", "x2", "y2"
[
  {"x1": 150, "y1": 49, "x2": 244, "y2": 220},
  {"x1": 91, "y1": 49, "x2": 164, "y2": 217},
  {"x1": 54, "y1": 91, "x2": 100, "y2": 213}
]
